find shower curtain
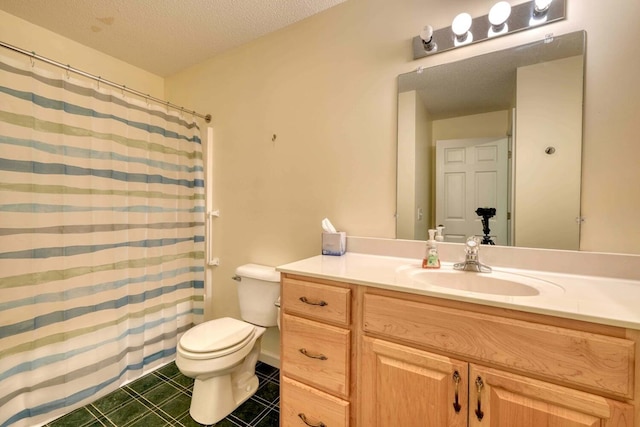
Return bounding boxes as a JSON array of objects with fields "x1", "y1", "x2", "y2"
[{"x1": 0, "y1": 54, "x2": 205, "y2": 427}]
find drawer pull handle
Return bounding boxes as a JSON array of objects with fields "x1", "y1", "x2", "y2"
[
  {"x1": 299, "y1": 296, "x2": 328, "y2": 307},
  {"x1": 298, "y1": 413, "x2": 326, "y2": 427},
  {"x1": 475, "y1": 376, "x2": 485, "y2": 421},
  {"x1": 299, "y1": 348, "x2": 328, "y2": 360},
  {"x1": 452, "y1": 370, "x2": 462, "y2": 413}
]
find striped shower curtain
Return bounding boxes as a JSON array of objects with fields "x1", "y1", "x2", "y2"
[{"x1": 0, "y1": 54, "x2": 205, "y2": 427}]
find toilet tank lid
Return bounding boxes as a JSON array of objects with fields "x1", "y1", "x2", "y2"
[{"x1": 235, "y1": 263, "x2": 280, "y2": 282}]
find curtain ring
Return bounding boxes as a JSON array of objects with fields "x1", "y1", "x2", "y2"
[
  {"x1": 65, "y1": 65, "x2": 70, "y2": 80},
  {"x1": 30, "y1": 52, "x2": 35, "y2": 68}
]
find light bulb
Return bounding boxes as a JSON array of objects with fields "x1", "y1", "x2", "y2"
[
  {"x1": 534, "y1": 0, "x2": 552, "y2": 14},
  {"x1": 420, "y1": 25, "x2": 434, "y2": 42},
  {"x1": 452, "y1": 13, "x2": 472, "y2": 38},
  {"x1": 420, "y1": 25, "x2": 437, "y2": 53},
  {"x1": 489, "y1": 1, "x2": 511, "y2": 27},
  {"x1": 488, "y1": 1, "x2": 511, "y2": 36}
]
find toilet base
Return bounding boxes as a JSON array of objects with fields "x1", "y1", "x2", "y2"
[
  {"x1": 187, "y1": 336, "x2": 263, "y2": 425},
  {"x1": 189, "y1": 372, "x2": 259, "y2": 424}
]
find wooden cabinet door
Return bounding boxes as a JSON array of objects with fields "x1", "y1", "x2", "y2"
[
  {"x1": 469, "y1": 364, "x2": 634, "y2": 427},
  {"x1": 360, "y1": 337, "x2": 468, "y2": 427}
]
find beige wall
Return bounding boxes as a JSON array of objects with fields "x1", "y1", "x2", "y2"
[
  {"x1": 164, "y1": 0, "x2": 640, "y2": 323},
  {"x1": 414, "y1": 93, "x2": 432, "y2": 239},
  {"x1": 397, "y1": 91, "x2": 431, "y2": 240},
  {"x1": 397, "y1": 91, "x2": 419, "y2": 240},
  {"x1": 0, "y1": 10, "x2": 164, "y2": 98},
  {"x1": 433, "y1": 111, "x2": 509, "y2": 141},
  {"x1": 515, "y1": 56, "x2": 583, "y2": 250}
]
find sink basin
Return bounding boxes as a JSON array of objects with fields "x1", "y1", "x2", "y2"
[{"x1": 395, "y1": 266, "x2": 564, "y2": 297}]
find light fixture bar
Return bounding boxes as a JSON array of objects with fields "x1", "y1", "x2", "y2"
[{"x1": 413, "y1": 0, "x2": 566, "y2": 60}]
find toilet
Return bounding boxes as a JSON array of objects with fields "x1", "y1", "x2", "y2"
[{"x1": 176, "y1": 263, "x2": 280, "y2": 425}]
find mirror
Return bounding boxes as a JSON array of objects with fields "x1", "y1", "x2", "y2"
[{"x1": 397, "y1": 31, "x2": 585, "y2": 250}]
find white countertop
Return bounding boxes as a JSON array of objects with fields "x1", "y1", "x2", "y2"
[{"x1": 278, "y1": 252, "x2": 640, "y2": 330}]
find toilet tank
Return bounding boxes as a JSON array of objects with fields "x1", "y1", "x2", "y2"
[{"x1": 235, "y1": 263, "x2": 281, "y2": 327}]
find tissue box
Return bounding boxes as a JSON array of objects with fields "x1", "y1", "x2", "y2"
[{"x1": 322, "y1": 232, "x2": 346, "y2": 256}]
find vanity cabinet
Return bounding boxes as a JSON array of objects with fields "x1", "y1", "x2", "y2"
[
  {"x1": 361, "y1": 334, "x2": 632, "y2": 427},
  {"x1": 279, "y1": 273, "x2": 638, "y2": 427},
  {"x1": 361, "y1": 289, "x2": 636, "y2": 427},
  {"x1": 280, "y1": 275, "x2": 355, "y2": 427}
]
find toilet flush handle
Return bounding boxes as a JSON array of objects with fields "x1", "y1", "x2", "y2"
[{"x1": 232, "y1": 275, "x2": 241, "y2": 282}]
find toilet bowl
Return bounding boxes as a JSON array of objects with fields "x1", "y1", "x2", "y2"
[{"x1": 176, "y1": 264, "x2": 280, "y2": 425}]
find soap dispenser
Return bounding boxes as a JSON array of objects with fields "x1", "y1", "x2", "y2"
[{"x1": 422, "y1": 229, "x2": 441, "y2": 269}]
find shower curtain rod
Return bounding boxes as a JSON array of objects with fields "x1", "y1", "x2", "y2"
[{"x1": 0, "y1": 40, "x2": 212, "y2": 123}]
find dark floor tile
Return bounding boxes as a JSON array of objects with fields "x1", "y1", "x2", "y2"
[
  {"x1": 171, "y1": 373, "x2": 195, "y2": 389},
  {"x1": 255, "y1": 363, "x2": 278, "y2": 378},
  {"x1": 94, "y1": 416, "x2": 116, "y2": 427},
  {"x1": 158, "y1": 392, "x2": 192, "y2": 419},
  {"x1": 91, "y1": 389, "x2": 135, "y2": 415},
  {"x1": 178, "y1": 412, "x2": 236, "y2": 427},
  {"x1": 155, "y1": 362, "x2": 181, "y2": 379},
  {"x1": 103, "y1": 400, "x2": 148, "y2": 426},
  {"x1": 139, "y1": 381, "x2": 182, "y2": 406},
  {"x1": 127, "y1": 372, "x2": 164, "y2": 395},
  {"x1": 48, "y1": 407, "x2": 97, "y2": 427},
  {"x1": 229, "y1": 398, "x2": 269, "y2": 425},
  {"x1": 49, "y1": 361, "x2": 279, "y2": 427},
  {"x1": 254, "y1": 381, "x2": 279, "y2": 405},
  {"x1": 127, "y1": 411, "x2": 170, "y2": 427},
  {"x1": 212, "y1": 420, "x2": 242, "y2": 427},
  {"x1": 176, "y1": 413, "x2": 205, "y2": 427},
  {"x1": 86, "y1": 407, "x2": 116, "y2": 427},
  {"x1": 254, "y1": 410, "x2": 279, "y2": 427}
]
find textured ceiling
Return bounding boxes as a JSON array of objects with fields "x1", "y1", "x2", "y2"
[{"x1": 0, "y1": 0, "x2": 346, "y2": 77}]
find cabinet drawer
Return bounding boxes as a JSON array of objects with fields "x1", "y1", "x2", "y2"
[
  {"x1": 281, "y1": 376, "x2": 349, "y2": 427},
  {"x1": 281, "y1": 313, "x2": 350, "y2": 398},
  {"x1": 282, "y1": 277, "x2": 351, "y2": 326},
  {"x1": 363, "y1": 293, "x2": 635, "y2": 398}
]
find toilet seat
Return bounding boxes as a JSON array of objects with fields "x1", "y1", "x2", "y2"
[{"x1": 179, "y1": 317, "x2": 256, "y2": 360}]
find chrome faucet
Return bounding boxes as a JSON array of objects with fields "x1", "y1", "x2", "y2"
[{"x1": 454, "y1": 236, "x2": 492, "y2": 273}]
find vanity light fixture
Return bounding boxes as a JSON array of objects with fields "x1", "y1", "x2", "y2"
[
  {"x1": 488, "y1": 1, "x2": 512, "y2": 37},
  {"x1": 452, "y1": 13, "x2": 473, "y2": 46},
  {"x1": 413, "y1": 0, "x2": 565, "y2": 59}
]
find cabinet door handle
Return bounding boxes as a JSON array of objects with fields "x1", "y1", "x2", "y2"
[
  {"x1": 298, "y1": 413, "x2": 326, "y2": 427},
  {"x1": 452, "y1": 370, "x2": 462, "y2": 413},
  {"x1": 299, "y1": 296, "x2": 328, "y2": 306},
  {"x1": 475, "y1": 376, "x2": 485, "y2": 421},
  {"x1": 299, "y1": 348, "x2": 328, "y2": 360}
]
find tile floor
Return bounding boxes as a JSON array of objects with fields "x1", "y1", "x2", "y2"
[{"x1": 46, "y1": 361, "x2": 280, "y2": 427}]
